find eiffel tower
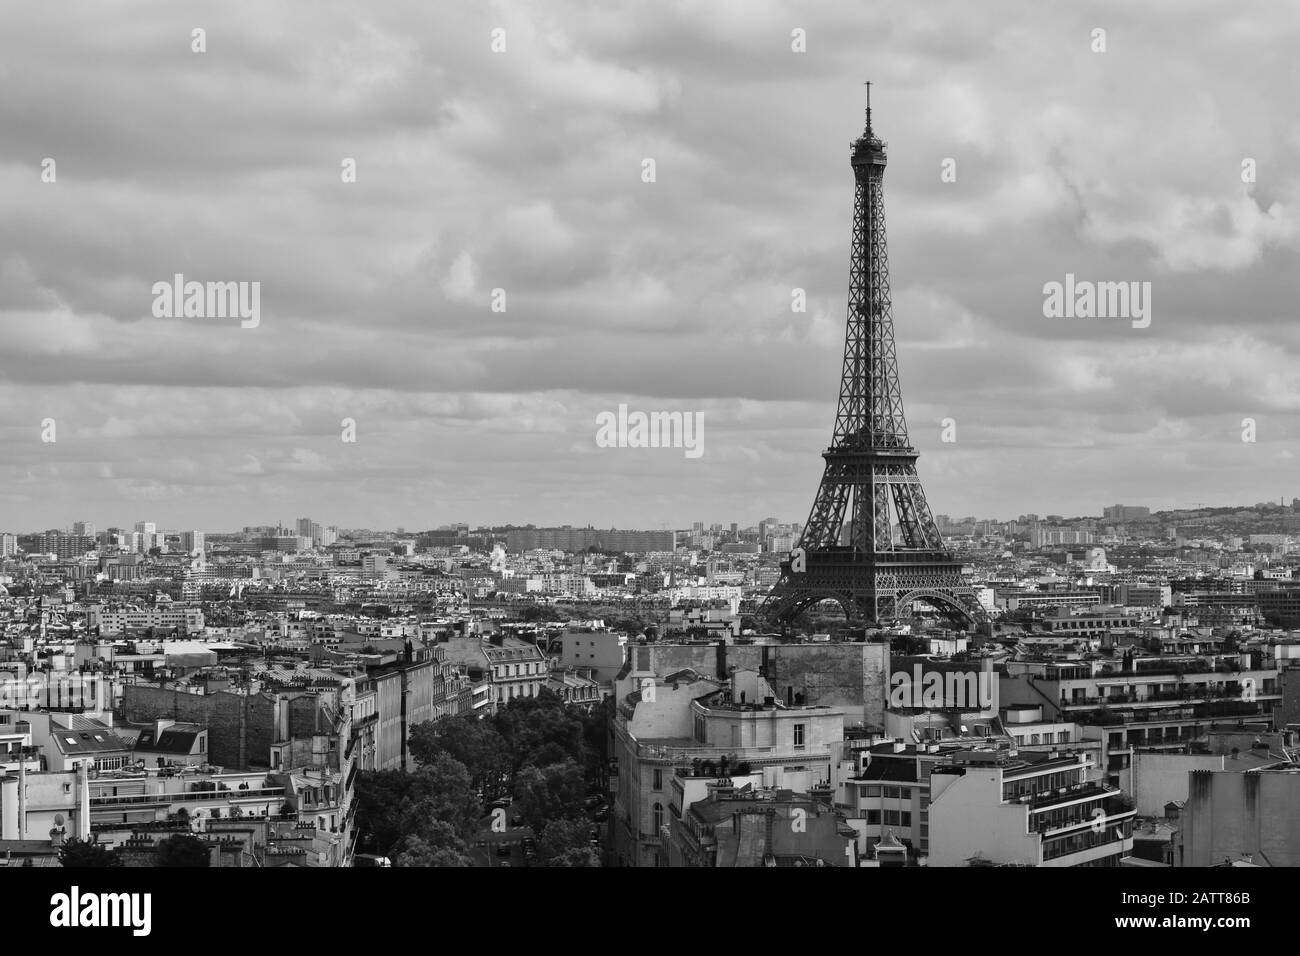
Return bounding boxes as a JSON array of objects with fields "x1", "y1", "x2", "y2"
[{"x1": 762, "y1": 88, "x2": 983, "y2": 630}]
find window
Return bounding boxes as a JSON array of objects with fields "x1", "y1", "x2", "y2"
[
  {"x1": 866, "y1": 809, "x2": 881, "y2": 825},
  {"x1": 899, "y1": 787, "x2": 911, "y2": 799},
  {"x1": 883, "y1": 786, "x2": 900, "y2": 799},
  {"x1": 884, "y1": 810, "x2": 900, "y2": 826},
  {"x1": 1057, "y1": 731, "x2": 1069, "y2": 743},
  {"x1": 865, "y1": 785, "x2": 882, "y2": 797},
  {"x1": 653, "y1": 769, "x2": 662, "y2": 790},
  {"x1": 901, "y1": 811, "x2": 912, "y2": 827},
  {"x1": 793, "y1": 724, "x2": 805, "y2": 748},
  {"x1": 653, "y1": 802, "x2": 664, "y2": 831}
]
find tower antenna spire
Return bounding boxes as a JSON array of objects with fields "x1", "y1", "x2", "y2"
[{"x1": 864, "y1": 80, "x2": 872, "y2": 134}]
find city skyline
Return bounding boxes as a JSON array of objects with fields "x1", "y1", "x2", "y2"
[
  {"x1": 4, "y1": 2, "x2": 1299, "y2": 533},
  {"x1": 9, "y1": 494, "x2": 1300, "y2": 539}
]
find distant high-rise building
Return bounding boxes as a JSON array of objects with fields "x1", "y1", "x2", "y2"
[
  {"x1": 179, "y1": 531, "x2": 205, "y2": 554},
  {"x1": 768, "y1": 534, "x2": 796, "y2": 553},
  {"x1": 73, "y1": 521, "x2": 96, "y2": 538},
  {"x1": 1103, "y1": 504, "x2": 1151, "y2": 523},
  {"x1": 0, "y1": 533, "x2": 17, "y2": 557},
  {"x1": 134, "y1": 521, "x2": 156, "y2": 535},
  {"x1": 505, "y1": 527, "x2": 675, "y2": 553},
  {"x1": 1033, "y1": 527, "x2": 1095, "y2": 548},
  {"x1": 319, "y1": 526, "x2": 338, "y2": 547},
  {"x1": 33, "y1": 531, "x2": 94, "y2": 559}
]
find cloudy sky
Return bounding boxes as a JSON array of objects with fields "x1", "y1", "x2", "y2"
[{"x1": 2, "y1": 1, "x2": 1298, "y2": 533}]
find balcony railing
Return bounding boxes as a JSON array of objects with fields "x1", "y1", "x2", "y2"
[
  {"x1": 90, "y1": 786, "x2": 285, "y2": 807},
  {"x1": 1063, "y1": 688, "x2": 1277, "y2": 708},
  {"x1": 1041, "y1": 822, "x2": 1133, "y2": 861},
  {"x1": 1024, "y1": 782, "x2": 1114, "y2": 811},
  {"x1": 636, "y1": 741, "x2": 827, "y2": 764}
]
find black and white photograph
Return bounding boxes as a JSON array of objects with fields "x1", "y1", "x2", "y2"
[{"x1": 2, "y1": 0, "x2": 1294, "y2": 930}]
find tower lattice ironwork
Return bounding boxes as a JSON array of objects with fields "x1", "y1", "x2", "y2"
[{"x1": 761, "y1": 93, "x2": 984, "y2": 629}]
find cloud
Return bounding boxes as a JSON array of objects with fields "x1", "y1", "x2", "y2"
[{"x1": 1, "y1": 0, "x2": 1298, "y2": 528}]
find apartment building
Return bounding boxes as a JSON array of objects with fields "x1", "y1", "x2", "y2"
[
  {"x1": 88, "y1": 604, "x2": 205, "y2": 635},
  {"x1": 927, "y1": 748, "x2": 1136, "y2": 867},
  {"x1": 664, "y1": 782, "x2": 857, "y2": 867},
  {"x1": 610, "y1": 665, "x2": 843, "y2": 867},
  {"x1": 438, "y1": 633, "x2": 548, "y2": 707}
]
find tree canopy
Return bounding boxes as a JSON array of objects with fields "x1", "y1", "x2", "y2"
[
  {"x1": 356, "y1": 688, "x2": 608, "y2": 867},
  {"x1": 155, "y1": 833, "x2": 211, "y2": 867},
  {"x1": 58, "y1": 837, "x2": 121, "y2": 868}
]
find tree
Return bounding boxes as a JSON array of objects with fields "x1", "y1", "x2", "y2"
[
  {"x1": 354, "y1": 771, "x2": 425, "y2": 855},
  {"x1": 155, "y1": 833, "x2": 211, "y2": 867},
  {"x1": 493, "y1": 692, "x2": 586, "y2": 774},
  {"x1": 535, "y1": 818, "x2": 595, "y2": 865},
  {"x1": 393, "y1": 835, "x2": 474, "y2": 867},
  {"x1": 392, "y1": 820, "x2": 474, "y2": 867},
  {"x1": 59, "y1": 838, "x2": 121, "y2": 868},
  {"x1": 395, "y1": 756, "x2": 481, "y2": 842},
  {"x1": 356, "y1": 757, "x2": 481, "y2": 856},
  {"x1": 409, "y1": 715, "x2": 510, "y2": 794},
  {"x1": 512, "y1": 760, "x2": 587, "y2": 830},
  {"x1": 549, "y1": 846, "x2": 601, "y2": 867}
]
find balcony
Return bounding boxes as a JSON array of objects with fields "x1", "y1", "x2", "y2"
[
  {"x1": 635, "y1": 740, "x2": 826, "y2": 765},
  {"x1": 1036, "y1": 805, "x2": 1137, "y2": 839},
  {"x1": 1063, "y1": 687, "x2": 1278, "y2": 711},
  {"x1": 1024, "y1": 782, "x2": 1114, "y2": 812},
  {"x1": 90, "y1": 786, "x2": 286, "y2": 808},
  {"x1": 1093, "y1": 662, "x2": 1237, "y2": 681},
  {"x1": 1041, "y1": 834, "x2": 1135, "y2": 867}
]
